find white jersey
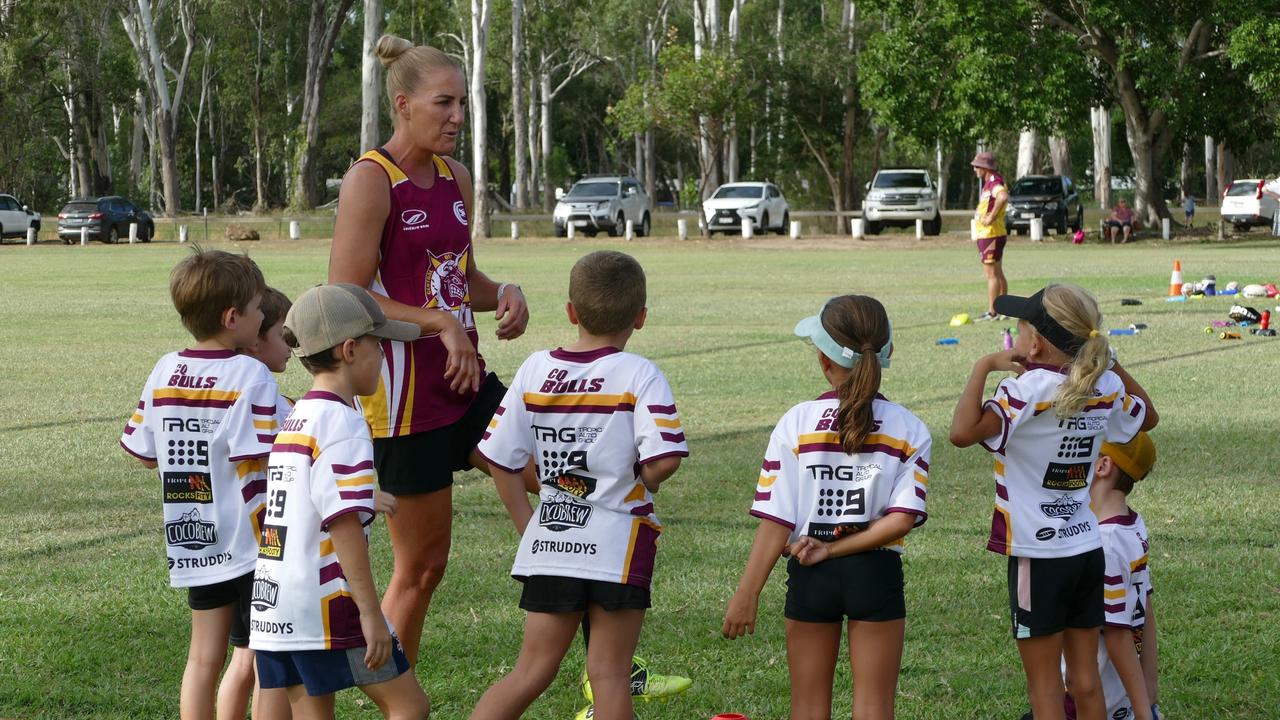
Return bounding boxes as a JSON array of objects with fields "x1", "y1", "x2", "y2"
[
  {"x1": 249, "y1": 391, "x2": 379, "y2": 651},
  {"x1": 750, "y1": 392, "x2": 930, "y2": 550},
  {"x1": 980, "y1": 365, "x2": 1146, "y2": 558},
  {"x1": 476, "y1": 347, "x2": 689, "y2": 590},
  {"x1": 120, "y1": 349, "x2": 279, "y2": 587},
  {"x1": 1098, "y1": 510, "x2": 1154, "y2": 718}
]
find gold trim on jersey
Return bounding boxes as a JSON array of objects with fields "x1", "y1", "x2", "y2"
[
  {"x1": 356, "y1": 150, "x2": 408, "y2": 187},
  {"x1": 623, "y1": 482, "x2": 647, "y2": 503},
  {"x1": 153, "y1": 388, "x2": 241, "y2": 403},
  {"x1": 995, "y1": 505, "x2": 1012, "y2": 554},
  {"x1": 320, "y1": 588, "x2": 354, "y2": 650},
  {"x1": 336, "y1": 475, "x2": 374, "y2": 488},
  {"x1": 320, "y1": 538, "x2": 335, "y2": 557},
  {"x1": 757, "y1": 473, "x2": 778, "y2": 488},
  {"x1": 522, "y1": 392, "x2": 640, "y2": 408},
  {"x1": 397, "y1": 343, "x2": 417, "y2": 436},
  {"x1": 1104, "y1": 587, "x2": 1126, "y2": 600},
  {"x1": 653, "y1": 418, "x2": 682, "y2": 429}
]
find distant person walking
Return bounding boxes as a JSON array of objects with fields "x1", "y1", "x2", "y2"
[
  {"x1": 971, "y1": 151, "x2": 1009, "y2": 321},
  {"x1": 1182, "y1": 195, "x2": 1196, "y2": 226}
]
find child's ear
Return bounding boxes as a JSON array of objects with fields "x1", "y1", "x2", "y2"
[
  {"x1": 221, "y1": 306, "x2": 239, "y2": 332},
  {"x1": 339, "y1": 338, "x2": 358, "y2": 363},
  {"x1": 817, "y1": 352, "x2": 834, "y2": 373},
  {"x1": 633, "y1": 307, "x2": 648, "y2": 330},
  {"x1": 566, "y1": 301, "x2": 579, "y2": 326},
  {"x1": 1095, "y1": 455, "x2": 1115, "y2": 479}
]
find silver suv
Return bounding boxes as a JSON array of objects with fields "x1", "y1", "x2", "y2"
[
  {"x1": 554, "y1": 175, "x2": 651, "y2": 237},
  {"x1": 0, "y1": 194, "x2": 40, "y2": 242},
  {"x1": 861, "y1": 168, "x2": 941, "y2": 235}
]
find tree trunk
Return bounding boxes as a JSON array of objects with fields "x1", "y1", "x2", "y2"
[
  {"x1": 360, "y1": 0, "x2": 384, "y2": 154},
  {"x1": 1179, "y1": 143, "x2": 1192, "y2": 202},
  {"x1": 839, "y1": 0, "x2": 857, "y2": 212},
  {"x1": 1016, "y1": 129, "x2": 1037, "y2": 179},
  {"x1": 130, "y1": 91, "x2": 145, "y2": 190},
  {"x1": 1049, "y1": 136, "x2": 1071, "y2": 179},
  {"x1": 292, "y1": 0, "x2": 354, "y2": 210},
  {"x1": 1203, "y1": 136, "x2": 1216, "y2": 203},
  {"x1": 935, "y1": 141, "x2": 951, "y2": 211},
  {"x1": 1216, "y1": 141, "x2": 1231, "y2": 199},
  {"x1": 526, "y1": 74, "x2": 540, "y2": 207},
  {"x1": 252, "y1": 7, "x2": 267, "y2": 211},
  {"x1": 468, "y1": 0, "x2": 491, "y2": 238},
  {"x1": 1091, "y1": 106, "x2": 1111, "y2": 209},
  {"x1": 511, "y1": 0, "x2": 527, "y2": 209},
  {"x1": 540, "y1": 60, "x2": 553, "y2": 211}
]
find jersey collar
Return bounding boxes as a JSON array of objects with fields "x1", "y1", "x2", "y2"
[
  {"x1": 179, "y1": 348, "x2": 237, "y2": 359},
  {"x1": 550, "y1": 347, "x2": 621, "y2": 362}
]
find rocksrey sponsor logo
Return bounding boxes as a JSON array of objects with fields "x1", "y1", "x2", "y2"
[
  {"x1": 163, "y1": 471, "x2": 214, "y2": 504},
  {"x1": 258, "y1": 524, "x2": 287, "y2": 560}
]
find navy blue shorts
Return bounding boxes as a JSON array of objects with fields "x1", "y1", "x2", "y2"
[{"x1": 255, "y1": 635, "x2": 411, "y2": 696}]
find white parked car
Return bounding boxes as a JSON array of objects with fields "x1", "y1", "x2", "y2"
[
  {"x1": 0, "y1": 193, "x2": 40, "y2": 242},
  {"x1": 861, "y1": 168, "x2": 941, "y2": 235},
  {"x1": 553, "y1": 175, "x2": 651, "y2": 237},
  {"x1": 1220, "y1": 179, "x2": 1278, "y2": 231},
  {"x1": 701, "y1": 181, "x2": 790, "y2": 235}
]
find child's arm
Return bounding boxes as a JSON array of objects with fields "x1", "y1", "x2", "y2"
[
  {"x1": 1142, "y1": 594, "x2": 1159, "y2": 707},
  {"x1": 950, "y1": 351, "x2": 1020, "y2": 447},
  {"x1": 328, "y1": 513, "x2": 391, "y2": 671},
  {"x1": 1103, "y1": 625, "x2": 1154, "y2": 720},
  {"x1": 789, "y1": 512, "x2": 917, "y2": 565},
  {"x1": 723, "y1": 520, "x2": 791, "y2": 639},
  {"x1": 136, "y1": 457, "x2": 158, "y2": 469},
  {"x1": 1111, "y1": 361, "x2": 1159, "y2": 431},
  {"x1": 493, "y1": 467, "x2": 535, "y2": 535},
  {"x1": 639, "y1": 455, "x2": 682, "y2": 494}
]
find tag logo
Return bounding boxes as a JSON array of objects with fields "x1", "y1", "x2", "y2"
[
  {"x1": 165, "y1": 508, "x2": 218, "y2": 549},
  {"x1": 163, "y1": 471, "x2": 214, "y2": 504},
  {"x1": 251, "y1": 568, "x2": 280, "y2": 611},
  {"x1": 401, "y1": 208, "x2": 429, "y2": 230},
  {"x1": 1039, "y1": 494, "x2": 1082, "y2": 519},
  {"x1": 258, "y1": 525, "x2": 288, "y2": 560},
  {"x1": 538, "y1": 494, "x2": 592, "y2": 531}
]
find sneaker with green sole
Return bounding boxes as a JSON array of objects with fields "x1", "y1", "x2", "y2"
[
  {"x1": 580, "y1": 656, "x2": 692, "y2": 703},
  {"x1": 574, "y1": 705, "x2": 640, "y2": 720}
]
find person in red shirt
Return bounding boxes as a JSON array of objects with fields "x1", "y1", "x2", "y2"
[{"x1": 1106, "y1": 199, "x2": 1135, "y2": 244}]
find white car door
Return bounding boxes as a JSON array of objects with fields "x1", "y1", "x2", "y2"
[{"x1": 0, "y1": 197, "x2": 21, "y2": 234}]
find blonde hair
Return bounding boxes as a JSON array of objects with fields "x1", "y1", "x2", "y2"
[
  {"x1": 375, "y1": 34, "x2": 461, "y2": 113},
  {"x1": 821, "y1": 296, "x2": 891, "y2": 454},
  {"x1": 1040, "y1": 284, "x2": 1108, "y2": 418},
  {"x1": 170, "y1": 247, "x2": 265, "y2": 341}
]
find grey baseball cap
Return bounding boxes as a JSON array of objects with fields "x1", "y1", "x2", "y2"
[{"x1": 285, "y1": 283, "x2": 420, "y2": 356}]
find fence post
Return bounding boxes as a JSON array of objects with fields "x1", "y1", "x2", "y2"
[
  {"x1": 1161, "y1": 217, "x2": 1171, "y2": 240},
  {"x1": 625, "y1": 219, "x2": 634, "y2": 241},
  {"x1": 677, "y1": 218, "x2": 688, "y2": 241},
  {"x1": 129, "y1": 223, "x2": 138, "y2": 244},
  {"x1": 289, "y1": 220, "x2": 301, "y2": 241},
  {"x1": 179, "y1": 225, "x2": 189, "y2": 244},
  {"x1": 80, "y1": 227, "x2": 88, "y2": 245},
  {"x1": 741, "y1": 217, "x2": 753, "y2": 239},
  {"x1": 26, "y1": 227, "x2": 36, "y2": 246},
  {"x1": 790, "y1": 220, "x2": 801, "y2": 239},
  {"x1": 567, "y1": 222, "x2": 576, "y2": 240},
  {"x1": 915, "y1": 219, "x2": 924, "y2": 240},
  {"x1": 1030, "y1": 217, "x2": 1044, "y2": 242},
  {"x1": 850, "y1": 218, "x2": 864, "y2": 239}
]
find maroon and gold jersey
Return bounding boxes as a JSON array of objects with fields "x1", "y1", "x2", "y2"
[{"x1": 355, "y1": 149, "x2": 484, "y2": 438}]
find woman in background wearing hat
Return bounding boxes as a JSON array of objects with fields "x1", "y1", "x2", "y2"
[{"x1": 972, "y1": 151, "x2": 1009, "y2": 321}]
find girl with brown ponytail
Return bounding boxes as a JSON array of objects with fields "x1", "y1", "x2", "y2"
[
  {"x1": 950, "y1": 283, "x2": 1158, "y2": 720},
  {"x1": 724, "y1": 295, "x2": 932, "y2": 720}
]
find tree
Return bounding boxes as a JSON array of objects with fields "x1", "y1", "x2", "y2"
[
  {"x1": 361, "y1": 0, "x2": 385, "y2": 154},
  {"x1": 468, "y1": 0, "x2": 492, "y2": 237},
  {"x1": 291, "y1": 0, "x2": 353, "y2": 210}
]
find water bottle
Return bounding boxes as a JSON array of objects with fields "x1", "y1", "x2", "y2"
[
  {"x1": 1002, "y1": 328, "x2": 1013, "y2": 350},
  {"x1": 936, "y1": 338, "x2": 959, "y2": 345},
  {"x1": 1108, "y1": 328, "x2": 1137, "y2": 336}
]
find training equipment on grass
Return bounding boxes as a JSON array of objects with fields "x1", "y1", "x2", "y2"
[
  {"x1": 1242, "y1": 284, "x2": 1266, "y2": 298},
  {"x1": 1168, "y1": 259, "x2": 1183, "y2": 296},
  {"x1": 936, "y1": 337, "x2": 959, "y2": 345},
  {"x1": 1229, "y1": 305, "x2": 1262, "y2": 324},
  {"x1": 949, "y1": 313, "x2": 972, "y2": 326},
  {"x1": 1220, "y1": 331, "x2": 1241, "y2": 340}
]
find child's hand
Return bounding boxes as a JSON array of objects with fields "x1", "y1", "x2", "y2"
[
  {"x1": 373, "y1": 490, "x2": 398, "y2": 518},
  {"x1": 722, "y1": 591, "x2": 759, "y2": 639},
  {"x1": 986, "y1": 349, "x2": 1026, "y2": 375},
  {"x1": 360, "y1": 612, "x2": 392, "y2": 670},
  {"x1": 788, "y1": 536, "x2": 831, "y2": 566}
]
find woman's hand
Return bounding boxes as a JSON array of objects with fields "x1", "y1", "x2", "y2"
[
  {"x1": 440, "y1": 317, "x2": 482, "y2": 393},
  {"x1": 495, "y1": 284, "x2": 530, "y2": 340}
]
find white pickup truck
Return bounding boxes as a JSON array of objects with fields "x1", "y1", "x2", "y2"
[{"x1": 0, "y1": 194, "x2": 40, "y2": 242}]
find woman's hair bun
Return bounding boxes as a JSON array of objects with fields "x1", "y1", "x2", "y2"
[{"x1": 375, "y1": 34, "x2": 413, "y2": 68}]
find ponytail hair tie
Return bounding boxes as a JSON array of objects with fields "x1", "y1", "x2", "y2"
[{"x1": 1088, "y1": 329, "x2": 1100, "y2": 338}]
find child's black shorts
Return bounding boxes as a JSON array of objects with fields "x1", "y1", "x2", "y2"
[
  {"x1": 518, "y1": 574, "x2": 651, "y2": 613},
  {"x1": 373, "y1": 372, "x2": 507, "y2": 496},
  {"x1": 187, "y1": 571, "x2": 253, "y2": 647},
  {"x1": 784, "y1": 550, "x2": 905, "y2": 623},
  {"x1": 1007, "y1": 547, "x2": 1104, "y2": 639}
]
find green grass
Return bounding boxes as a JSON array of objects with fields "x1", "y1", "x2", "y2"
[{"x1": 1, "y1": 232, "x2": 1277, "y2": 719}]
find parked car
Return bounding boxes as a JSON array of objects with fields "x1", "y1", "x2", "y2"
[
  {"x1": 700, "y1": 181, "x2": 790, "y2": 236},
  {"x1": 0, "y1": 194, "x2": 41, "y2": 242},
  {"x1": 1004, "y1": 175, "x2": 1083, "y2": 235},
  {"x1": 553, "y1": 175, "x2": 651, "y2": 237},
  {"x1": 1220, "y1": 179, "x2": 1278, "y2": 231},
  {"x1": 861, "y1": 168, "x2": 941, "y2": 235},
  {"x1": 57, "y1": 196, "x2": 155, "y2": 244}
]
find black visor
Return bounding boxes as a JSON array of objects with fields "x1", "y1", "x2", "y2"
[{"x1": 994, "y1": 289, "x2": 1084, "y2": 355}]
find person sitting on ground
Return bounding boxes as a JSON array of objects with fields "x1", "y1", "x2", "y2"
[{"x1": 1106, "y1": 199, "x2": 1135, "y2": 244}]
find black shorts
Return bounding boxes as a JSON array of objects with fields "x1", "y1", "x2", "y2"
[
  {"x1": 784, "y1": 550, "x2": 906, "y2": 623},
  {"x1": 187, "y1": 571, "x2": 253, "y2": 647},
  {"x1": 373, "y1": 372, "x2": 507, "y2": 496},
  {"x1": 518, "y1": 574, "x2": 651, "y2": 613},
  {"x1": 1007, "y1": 548, "x2": 1104, "y2": 639}
]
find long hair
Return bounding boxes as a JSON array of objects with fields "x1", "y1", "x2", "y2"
[
  {"x1": 1041, "y1": 284, "x2": 1108, "y2": 418},
  {"x1": 822, "y1": 296, "x2": 891, "y2": 454}
]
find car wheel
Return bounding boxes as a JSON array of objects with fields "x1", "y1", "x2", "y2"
[
  {"x1": 30, "y1": 221, "x2": 40, "y2": 242},
  {"x1": 864, "y1": 219, "x2": 882, "y2": 235},
  {"x1": 639, "y1": 213, "x2": 651, "y2": 237},
  {"x1": 1071, "y1": 207, "x2": 1083, "y2": 233},
  {"x1": 142, "y1": 223, "x2": 153, "y2": 243},
  {"x1": 554, "y1": 223, "x2": 567, "y2": 238},
  {"x1": 777, "y1": 211, "x2": 789, "y2": 235},
  {"x1": 1056, "y1": 209, "x2": 1069, "y2": 235},
  {"x1": 610, "y1": 214, "x2": 625, "y2": 237},
  {"x1": 926, "y1": 211, "x2": 942, "y2": 236},
  {"x1": 104, "y1": 226, "x2": 118, "y2": 244}
]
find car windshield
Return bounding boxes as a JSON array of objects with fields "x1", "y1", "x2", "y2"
[
  {"x1": 1011, "y1": 178, "x2": 1060, "y2": 196},
  {"x1": 61, "y1": 202, "x2": 98, "y2": 214},
  {"x1": 713, "y1": 186, "x2": 765, "y2": 199},
  {"x1": 873, "y1": 172, "x2": 927, "y2": 189},
  {"x1": 567, "y1": 182, "x2": 618, "y2": 198},
  {"x1": 1226, "y1": 181, "x2": 1260, "y2": 197}
]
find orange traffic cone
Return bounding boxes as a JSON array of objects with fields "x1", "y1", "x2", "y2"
[{"x1": 1169, "y1": 259, "x2": 1183, "y2": 296}]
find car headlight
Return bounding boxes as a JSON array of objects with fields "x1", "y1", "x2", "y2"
[{"x1": 866, "y1": 191, "x2": 884, "y2": 201}]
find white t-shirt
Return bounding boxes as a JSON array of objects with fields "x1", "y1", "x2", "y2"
[
  {"x1": 1098, "y1": 510, "x2": 1154, "y2": 718},
  {"x1": 476, "y1": 347, "x2": 689, "y2": 590},
  {"x1": 120, "y1": 349, "x2": 279, "y2": 587},
  {"x1": 749, "y1": 392, "x2": 930, "y2": 550},
  {"x1": 980, "y1": 365, "x2": 1146, "y2": 558},
  {"x1": 249, "y1": 391, "x2": 379, "y2": 652}
]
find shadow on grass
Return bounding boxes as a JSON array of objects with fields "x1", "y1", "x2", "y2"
[
  {"x1": 0, "y1": 414, "x2": 121, "y2": 433},
  {"x1": 0, "y1": 526, "x2": 153, "y2": 565}
]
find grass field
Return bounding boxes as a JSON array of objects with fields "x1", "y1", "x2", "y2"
[{"x1": 1, "y1": 231, "x2": 1277, "y2": 719}]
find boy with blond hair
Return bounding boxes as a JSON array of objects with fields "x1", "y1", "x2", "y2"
[{"x1": 121, "y1": 249, "x2": 282, "y2": 720}]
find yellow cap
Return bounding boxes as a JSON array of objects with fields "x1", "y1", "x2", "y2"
[{"x1": 1100, "y1": 432, "x2": 1156, "y2": 483}]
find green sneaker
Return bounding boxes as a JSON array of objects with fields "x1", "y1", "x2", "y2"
[
  {"x1": 580, "y1": 656, "x2": 693, "y2": 703},
  {"x1": 573, "y1": 705, "x2": 639, "y2": 720}
]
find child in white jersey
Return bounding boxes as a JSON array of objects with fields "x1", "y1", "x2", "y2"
[
  {"x1": 950, "y1": 284, "x2": 1158, "y2": 720},
  {"x1": 723, "y1": 294, "x2": 931, "y2": 720},
  {"x1": 249, "y1": 283, "x2": 428, "y2": 719},
  {"x1": 121, "y1": 249, "x2": 280, "y2": 720},
  {"x1": 471, "y1": 251, "x2": 688, "y2": 720}
]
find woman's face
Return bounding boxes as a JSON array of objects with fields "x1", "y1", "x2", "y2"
[{"x1": 397, "y1": 67, "x2": 467, "y2": 156}]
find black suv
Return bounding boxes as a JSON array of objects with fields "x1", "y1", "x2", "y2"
[
  {"x1": 57, "y1": 196, "x2": 155, "y2": 244},
  {"x1": 1004, "y1": 175, "x2": 1083, "y2": 235}
]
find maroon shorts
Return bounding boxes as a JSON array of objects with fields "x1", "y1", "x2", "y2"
[{"x1": 977, "y1": 236, "x2": 1007, "y2": 264}]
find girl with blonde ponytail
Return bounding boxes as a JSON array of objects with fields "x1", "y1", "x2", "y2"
[
  {"x1": 951, "y1": 283, "x2": 1158, "y2": 720},
  {"x1": 724, "y1": 295, "x2": 932, "y2": 720}
]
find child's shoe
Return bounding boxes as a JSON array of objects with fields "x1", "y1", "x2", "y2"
[{"x1": 580, "y1": 656, "x2": 692, "y2": 702}]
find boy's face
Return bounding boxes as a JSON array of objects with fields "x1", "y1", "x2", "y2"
[
  {"x1": 230, "y1": 292, "x2": 265, "y2": 349},
  {"x1": 250, "y1": 320, "x2": 291, "y2": 373},
  {"x1": 351, "y1": 335, "x2": 384, "y2": 397}
]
